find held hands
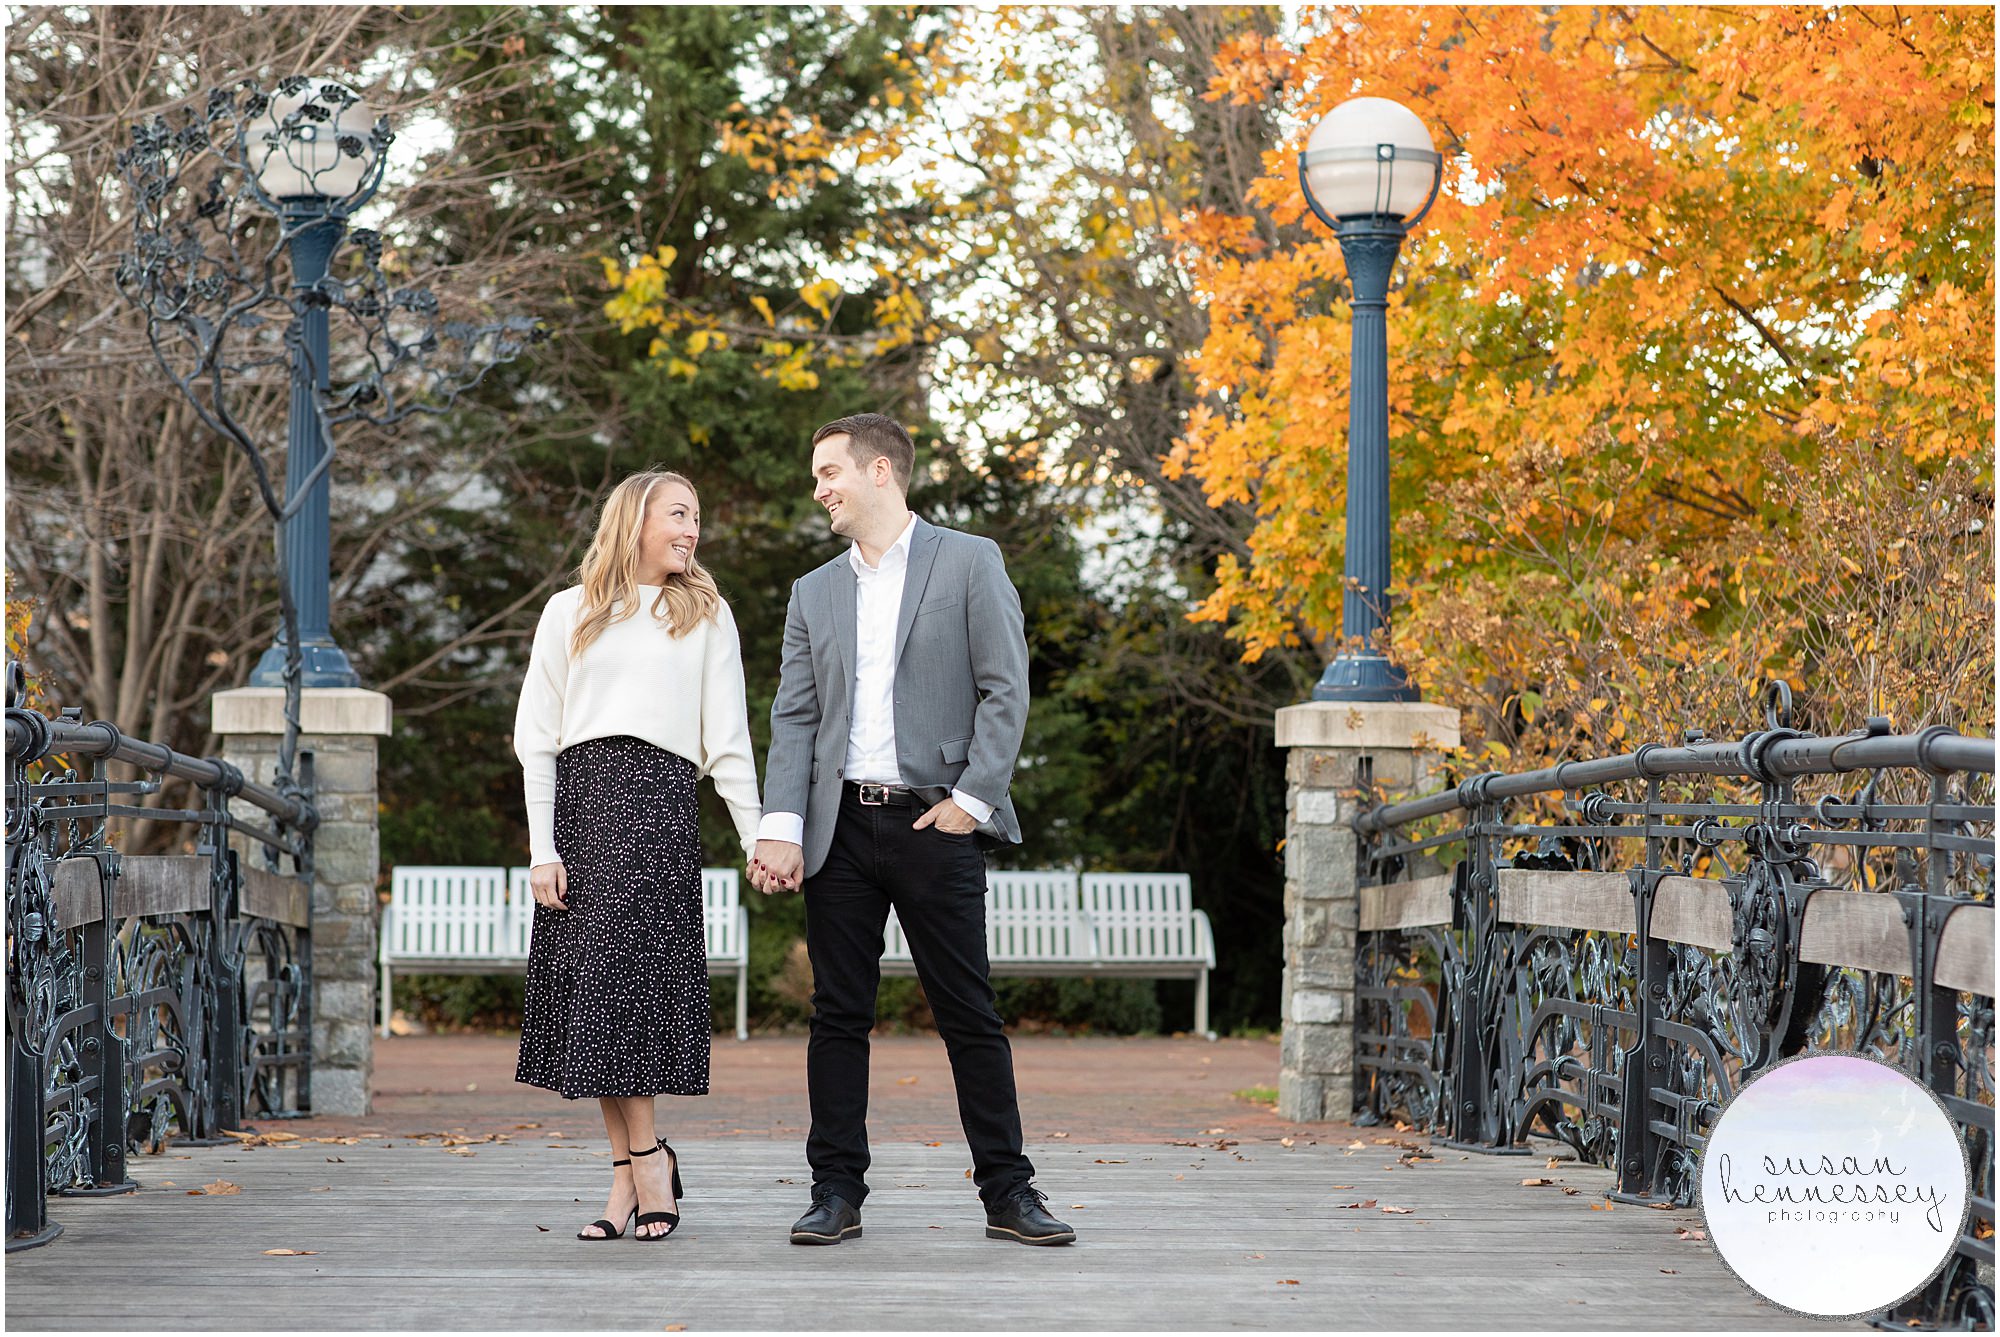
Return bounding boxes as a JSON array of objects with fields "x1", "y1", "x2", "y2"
[
  {"x1": 913, "y1": 797, "x2": 978, "y2": 835},
  {"x1": 528, "y1": 860, "x2": 568, "y2": 910},
  {"x1": 749, "y1": 839, "x2": 804, "y2": 895}
]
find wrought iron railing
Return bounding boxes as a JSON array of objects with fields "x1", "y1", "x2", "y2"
[
  {"x1": 4, "y1": 666, "x2": 316, "y2": 1250},
  {"x1": 1352, "y1": 685, "x2": 1994, "y2": 1329}
]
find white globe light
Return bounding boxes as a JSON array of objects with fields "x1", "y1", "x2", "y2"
[
  {"x1": 251, "y1": 82, "x2": 378, "y2": 202},
  {"x1": 1301, "y1": 96, "x2": 1440, "y2": 222}
]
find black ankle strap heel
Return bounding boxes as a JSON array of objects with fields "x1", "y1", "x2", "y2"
[
  {"x1": 577, "y1": 1157, "x2": 635, "y2": 1241},
  {"x1": 629, "y1": 1144, "x2": 681, "y2": 1241},
  {"x1": 657, "y1": 1139, "x2": 685, "y2": 1200}
]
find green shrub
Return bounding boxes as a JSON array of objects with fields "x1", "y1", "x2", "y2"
[
  {"x1": 395, "y1": 939, "x2": 1167, "y2": 1037},
  {"x1": 393, "y1": 973, "x2": 524, "y2": 1030},
  {"x1": 993, "y1": 976, "x2": 1162, "y2": 1035}
]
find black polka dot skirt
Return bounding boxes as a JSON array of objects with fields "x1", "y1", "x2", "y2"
[{"x1": 515, "y1": 735, "x2": 711, "y2": 1099}]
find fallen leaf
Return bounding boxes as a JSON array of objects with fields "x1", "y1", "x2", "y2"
[
  {"x1": 1560, "y1": 1186, "x2": 1580, "y2": 1196},
  {"x1": 219, "y1": 1129, "x2": 258, "y2": 1141},
  {"x1": 1381, "y1": 1206, "x2": 1414, "y2": 1215},
  {"x1": 665, "y1": 1327, "x2": 686, "y2": 1333},
  {"x1": 1093, "y1": 1159, "x2": 1127, "y2": 1165},
  {"x1": 1278, "y1": 1279, "x2": 1300, "y2": 1286},
  {"x1": 964, "y1": 1169, "x2": 972, "y2": 1179},
  {"x1": 535, "y1": 1225, "x2": 549, "y2": 1232},
  {"x1": 1590, "y1": 1201, "x2": 1614, "y2": 1212},
  {"x1": 445, "y1": 1148, "x2": 475, "y2": 1157},
  {"x1": 548, "y1": 1131, "x2": 566, "y2": 1139},
  {"x1": 309, "y1": 1186, "x2": 331, "y2": 1193},
  {"x1": 1279, "y1": 1137, "x2": 1295, "y2": 1148},
  {"x1": 1660, "y1": 1268, "x2": 1677, "y2": 1275},
  {"x1": 1331, "y1": 1184, "x2": 1353, "y2": 1189},
  {"x1": 465, "y1": 1083, "x2": 478, "y2": 1091},
  {"x1": 924, "y1": 1142, "x2": 942, "y2": 1148},
  {"x1": 1546, "y1": 1157, "x2": 1563, "y2": 1169},
  {"x1": 1050, "y1": 1131, "x2": 1069, "y2": 1139},
  {"x1": 1646, "y1": 1201, "x2": 1676, "y2": 1210},
  {"x1": 1247, "y1": 1253, "x2": 1265, "y2": 1260},
  {"x1": 326, "y1": 1157, "x2": 344, "y2": 1164},
  {"x1": 1677, "y1": 1227, "x2": 1707, "y2": 1242},
  {"x1": 1336, "y1": 1199, "x2": 1377, "y2": 1209},
  {"x1": 1520, "y1": 1177, "x2": 1554, "y2": 1186},
  {"x1": 262, "y1": 1248, "x2": 316, "y2": 1256},
  {"x1": 1345, "y1": 1140, "x2": 1366, "y2": 1149},
  {"x1": 1174, "y1": 1173, "x2": 1185, "y2": 1180},
  {"x1": 1202, "y1": 1127, "x2": 1227, "y2": 1135},
  {"x1": 191, "y1": 1180, "x2": 241, "y2": 1196},
  {"x1": 513, "y1": 1123, "x2": 542, "y2": 1130},
  {"x1": 896, "y1": 1076, "x2": 918, "y2": 1085}
]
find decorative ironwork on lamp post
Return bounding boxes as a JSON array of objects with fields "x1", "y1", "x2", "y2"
[
  {"x1": 1297, "y1": 97, "x2": 1443, "y2": 702},
  {"x1": 115, "y1": 76, "x2": 541, "y2": 794}
]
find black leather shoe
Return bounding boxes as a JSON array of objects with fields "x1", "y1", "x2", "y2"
[
  {"x1": 985, "y1": 1185, "x2": 1075, "y2": 1245},
  {"x1": 789, "y1": 1187, "x2": 862, "y2": 1245}
]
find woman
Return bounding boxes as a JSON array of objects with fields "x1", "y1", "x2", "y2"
[{"x1": 513, "y1": 469, "x2": 761, "y2": 1241}]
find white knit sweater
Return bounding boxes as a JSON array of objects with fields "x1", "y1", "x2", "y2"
[{"x1": 513, "y1": 585, "x2": 762, "y2": 867}]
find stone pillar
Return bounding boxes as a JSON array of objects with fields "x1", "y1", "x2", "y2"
[
  {"x1": 1275, "y1": 700, "x2": 1459, "y2": 1123},
  {"x1": 213, "y1": 687, "x2": 391, "y2": 1116}
]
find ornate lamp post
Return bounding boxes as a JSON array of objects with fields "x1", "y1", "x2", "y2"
[
  {"x1": 1298, "y1": 96, "x2": 1442, "y2": 702},
  {"x1": 117, "y1": 77, "x2": 540, "y2": 783},
  {"x1": 243, "y1": 83, "x2": 384, "y2": 689}
]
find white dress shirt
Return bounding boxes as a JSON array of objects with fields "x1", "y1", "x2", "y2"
[{"x1": 756, "y1": 514, "x2": 993, "y2": 847}]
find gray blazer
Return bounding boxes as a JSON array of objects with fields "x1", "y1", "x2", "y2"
[{"x1": 764, "y1": 516, "x2": 1029, "y2": 877}]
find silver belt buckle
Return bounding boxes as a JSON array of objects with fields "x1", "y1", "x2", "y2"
[{"x1": 857, "y1": 782, "x2": 890, "y2": 806}]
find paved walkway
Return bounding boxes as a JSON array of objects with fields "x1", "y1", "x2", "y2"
[{"x1": 7, "y1": 1035, "x2": 1812, "y2": 1330}]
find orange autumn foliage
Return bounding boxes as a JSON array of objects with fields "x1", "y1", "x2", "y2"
[{"x1": 1171, "y1": 6, "x2": 1993, "y2": 754}]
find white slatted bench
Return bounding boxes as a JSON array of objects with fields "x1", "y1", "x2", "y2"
[
  {"x1": 1082, "y1": 872, "x2": 1216, "y2": 1039},
  {"x1": 880, "y1": 869, "x2": 1216, "y2": 1037},
  {"x1": 380, "y1": 866, "x2": 751, "y2": 1040}
]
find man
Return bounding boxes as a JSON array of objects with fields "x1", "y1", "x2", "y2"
[{"x1": 748, "y1": 413, "x2": 1074, "y2": 1248}]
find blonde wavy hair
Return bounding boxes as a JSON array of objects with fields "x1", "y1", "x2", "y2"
[{"x1": 570, "y1": 470, "x2": 721, "y2": 656}]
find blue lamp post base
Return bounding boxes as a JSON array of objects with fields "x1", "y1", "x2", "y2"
[
  {"x1": 1311, "y1": 651, "x2": 1418, "y2": 702},
  {"x1": 247, "y1": 637, "x2": 360, "y2": 689}
]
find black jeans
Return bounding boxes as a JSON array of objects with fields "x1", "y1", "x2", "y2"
[{"x1": 803, "y1": 785, "x2": 1034, "y2": 1211}]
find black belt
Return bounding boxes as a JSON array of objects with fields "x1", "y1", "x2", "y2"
[{"x1": 845, "y1": 781, "x2": 923, "y2": 808}]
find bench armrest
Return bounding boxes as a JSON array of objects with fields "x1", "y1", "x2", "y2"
[{"x1": 1191, "y1": 908, "x2": 1217, "y2": 968}]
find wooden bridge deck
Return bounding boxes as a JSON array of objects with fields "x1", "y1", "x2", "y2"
[{"x1": 8, "y1": 1133, "x2": 1821, "y2": 1330}]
